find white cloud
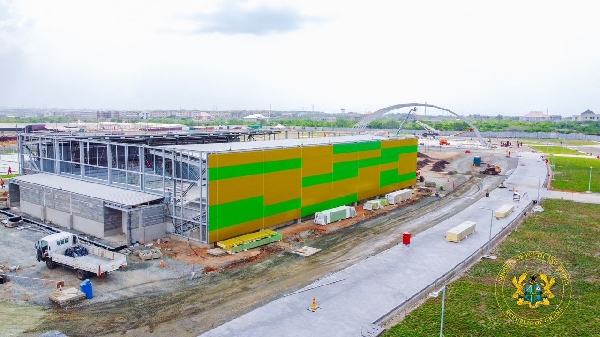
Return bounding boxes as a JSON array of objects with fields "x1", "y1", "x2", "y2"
[{"x1": 1, "y1": 0, "x2": 599, "y2": 115}]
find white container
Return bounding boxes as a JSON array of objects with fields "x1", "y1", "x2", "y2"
[
  {"x1": 314, "y1": 206, "x2": 356, "y2": 225},
  {"x1": 446, "y1": 221, "x2": 477, "y2": 242},
  {"x1": 494, "y1": 204, "x2": 515, "y2": 219},
  {"x1": 385, "y1": 189, "x2": 412, "y2": 205}
]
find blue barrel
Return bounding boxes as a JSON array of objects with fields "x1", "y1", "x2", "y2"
[
  {"x1": 79, "y1": 279, "x2": 94, "y2": 299},
  {"x1": 473, "y1": 156, "x2": 481, "y2": 167}
]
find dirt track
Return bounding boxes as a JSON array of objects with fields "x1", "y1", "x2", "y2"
[{"x1": 7, "y1": 146, "x2": 517, "y2": 337}]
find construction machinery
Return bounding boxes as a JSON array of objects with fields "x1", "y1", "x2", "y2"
[
  {"x1": 480, "y1": 165, "x2": 501, "y2": 175},
  {"x1": 396, "y1": 107, "x2": 440, "y2": 137},
  {"x1": 439, "y1": 138, "x2": 449, "y2": 145}
]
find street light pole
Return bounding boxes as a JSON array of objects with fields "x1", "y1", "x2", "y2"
[
  {"x1": 429, "y1": 285, "x2": 446, "y2": 337},
  {"x1": 588, "y1": 166, "x2": 593, "y2": 193},
  {"x1": 479, "y1": 207, "x2": 497, "y2": 260},
  {"x1": 537, "y1": 177, "x2": 540, "y2": 203}
]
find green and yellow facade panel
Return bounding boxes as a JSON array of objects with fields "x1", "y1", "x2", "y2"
[{"x1": 207, "y1": 138, "x2": 417, "y2": 242}]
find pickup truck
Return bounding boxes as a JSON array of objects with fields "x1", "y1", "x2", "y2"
[{"x1": 35, "y1": 232, "x2": 127, "y2": 280}]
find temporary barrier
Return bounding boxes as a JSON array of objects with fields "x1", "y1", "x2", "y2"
[
  {"x1": 446, "y1": 221, "x2": 476, "y2": 243},
  {"x1": 473, "y1": 156, "x2": 481, "y2": 166},
  {"x1": 494, "y1": 204, "x2": 515, "y2": 219}
]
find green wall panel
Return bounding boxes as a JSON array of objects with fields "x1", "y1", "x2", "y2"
[{"x1": 209, "y1": 158, "x2": 302, "y2": 181}]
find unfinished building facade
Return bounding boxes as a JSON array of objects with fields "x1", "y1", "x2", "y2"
[{"x1": 13, "y1": 132, "x2": 417, "y2": 244}]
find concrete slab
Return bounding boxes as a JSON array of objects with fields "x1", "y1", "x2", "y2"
[{"x1": 200, "y1": 152, "x2": 548, "y2": 337}]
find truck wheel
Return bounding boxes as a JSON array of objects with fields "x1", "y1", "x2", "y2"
[
  {"x1": 46, "y1": 259, "x2": 56, "y2": 269},
  {"x1": 76, "y1": 269, "x2": 88, "y2": 280}
]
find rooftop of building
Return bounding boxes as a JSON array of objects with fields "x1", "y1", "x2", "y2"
[
  {"x1": 12, "y1": 173, "x2": 164, "y2": 206},
  {"x1": 160, "y1": 135, "x2": 403, "y2": 153}
]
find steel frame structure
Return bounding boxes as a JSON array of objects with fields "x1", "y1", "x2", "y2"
[{"x1": 18, "y1": 130, "x2": 280, "y2": 243}]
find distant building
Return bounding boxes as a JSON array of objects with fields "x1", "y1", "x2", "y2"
[
  {"x1": 521, "y1": 111, "x2": 550, "y2": 122},
  {"x1": 571, "y1": 109, "x2": 598, "y2": 122}
]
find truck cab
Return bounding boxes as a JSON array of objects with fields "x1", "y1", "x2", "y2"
[{"x1": 35, "y1": 232, "x2": 76, "y2": 263}]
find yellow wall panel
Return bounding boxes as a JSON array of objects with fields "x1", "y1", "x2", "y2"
[
  {"x1": 358, "y1": 149, "x2": 381, "y2": 160},
  {"x1": 210, "y1": 175, "x2": 264, "y2": 205},
  {"x1": 332, "y1": 152, "x2": 359, "y2": 163},
  {"x1": 381, "y1": 138, "x2": 416, "y2": 148},
  {"x1": 210, "y1": 151, "x2": 264, "y2": 168},
  {"x1": 358, "y1": 166, "x2": 381, "y2": 200},
  {"x1": 302, "y1": 183, "x2": 332, "y2": 206},
  {"x1": 211, "y1": 219, "x2": 264, "y2": 242},
  {"x1": 331, "y1": 178, "x2": 358, "y2": 199},
  {"x1": 380, "y1": 184, "x2": 398, "y2": 196},
  {"x1": 302, "y1": 146, "x2": 332, "y2": 176},
  {"x1": 398, "y1": 179, "x2": 415, "y2": 190},
  {"x1": 263, "y1": 169, "x2": 301, "y2": 205},
  {"x1": 264, "y1": 209, "x2": 301, "y2": 228},
  {"x1": 398, "y1": 153, "x2": 418, "y2": 174},
  {"x1": 380, "y1": 162, "x2": 400, "y2": 172},
  {"x1": 263, "y1": 148, "x2": 301, "y2": 162}
]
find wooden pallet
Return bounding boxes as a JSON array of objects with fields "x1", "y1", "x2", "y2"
[{"x1": 49, "y1": 287, "x2": 86, "y2": 306}]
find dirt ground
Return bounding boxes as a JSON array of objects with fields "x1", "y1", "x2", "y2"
[{"x1": 0, "y1": 141, "x2": 520, "y2": 337}]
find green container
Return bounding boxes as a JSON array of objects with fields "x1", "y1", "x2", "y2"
[{"x1": 440, "y1": 186, "x2": 444, "y2": 191}]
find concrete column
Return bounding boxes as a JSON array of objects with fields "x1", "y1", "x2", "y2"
[
  {"x1": 107, "y1": 143, "x2": 112, "y2": 185},
  {"x1": 79, "y1": 140, "x2": 84, "y2": 179},
  {"x1": 54, "y1": 137, "x2": 60, "y2": 174}
]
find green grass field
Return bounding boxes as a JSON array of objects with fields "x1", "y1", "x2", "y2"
[
  {"x1": 383, "y1": 199, "x2": 600, "y2": 336},
  {"x1": 528, "y1": 145, "x2": 581, "y2": 155},
  {"x1": 551, "y1": 156, "x2": 600, "y2": 192},
  {"x1": 521, "y1": 139, "x2": 598, "y2": 146}
]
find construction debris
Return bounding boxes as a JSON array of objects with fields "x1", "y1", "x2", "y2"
[
  {"x1": 291, "y1": 246, "x2": 322, "y2": 257},
  {"x1": 207, "y1": 248, "x2": 228, "y2": 257}
]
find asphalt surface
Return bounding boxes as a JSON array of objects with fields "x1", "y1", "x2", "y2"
[{"x1": 200, "y1": 151, "x2": 550, "y2": 337}]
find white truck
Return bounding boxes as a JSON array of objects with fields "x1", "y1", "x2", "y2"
[{"x1": 35, "y1": 232, "x2": 127, "y2": 280}]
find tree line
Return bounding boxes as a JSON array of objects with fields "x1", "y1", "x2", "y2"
[{"x1": 2, "y1": 116, "x2": 600, "y2": 135}]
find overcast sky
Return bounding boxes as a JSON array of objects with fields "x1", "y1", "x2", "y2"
[{"x1": 1, "y1": 0, "x2": 599, "y2": 116}]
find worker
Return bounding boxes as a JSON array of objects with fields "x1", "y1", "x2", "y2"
[
  {"x1": 7, "y1": 166, "x2": 11, "y2": 175},
  {"x1": 0, "y1": 179, "x2": 4, "y2": 189}
]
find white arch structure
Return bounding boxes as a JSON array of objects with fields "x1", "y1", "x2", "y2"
[{"x1": 352, "y1": 103, "x2": 486, "y2": 147}]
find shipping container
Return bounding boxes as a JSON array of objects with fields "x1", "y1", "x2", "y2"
[{"x1": 446, "y1": 221, "x2": 476, "y2": 242}]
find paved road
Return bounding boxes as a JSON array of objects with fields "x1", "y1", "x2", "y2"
[
  {"x1": 200, "y1": 151, "x2": 549, "y2": 337},
  {"x1": 544, "y1": 190, "x2": 600, "y2": 204}
]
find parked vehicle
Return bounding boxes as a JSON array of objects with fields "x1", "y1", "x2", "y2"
[{"x1": 35, "y1": 232, "x2": 127, "y2": 280}]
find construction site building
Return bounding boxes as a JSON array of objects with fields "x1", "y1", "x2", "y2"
[{"x1": 12, "y1": 132, "x2": 417, "y2": 244}]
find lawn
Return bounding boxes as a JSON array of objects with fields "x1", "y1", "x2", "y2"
[
  {"x1": 521, "y1": 139, "x2": 599, "y2": 146},
  {"x1": 0, "y1": 174, "x2": 19, "y2": 179},
  {"x1": 383, "y1": 199, "x2": 600, "y2": 336},
  {"x1": 551, "y1": 156, "x2": 600, "y2": 192},
  {"x1": 528, "y1": 145, "x2": 580, "y2": 155}
]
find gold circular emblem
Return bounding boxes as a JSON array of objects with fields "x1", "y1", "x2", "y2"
[{"x1": 494, "y1": 251, "x2": 571, "y2": 326}]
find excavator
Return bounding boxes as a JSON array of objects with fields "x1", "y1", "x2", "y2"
[{"x1": 480, "y1": 164, "x2": 501, "y2": 175}]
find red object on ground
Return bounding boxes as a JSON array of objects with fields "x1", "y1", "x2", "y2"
[
  {"x1": 402, "y1": 232, "x2": 412, "y2": 245},
  {"x1": 465, "y1": 150, "x2": 471, "y2": 153}
]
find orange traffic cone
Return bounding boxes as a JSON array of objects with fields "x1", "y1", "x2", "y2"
[
  {"x1": 160, "y1": 260, "x2": 165, "y2": 268},
  {"x1": 309, "y1": 297, "x2": 319, "y2": 311}
]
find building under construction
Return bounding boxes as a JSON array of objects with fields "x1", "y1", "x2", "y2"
[{"x1": 11, "y1": 131, "x2": 418, "y2": 245}]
